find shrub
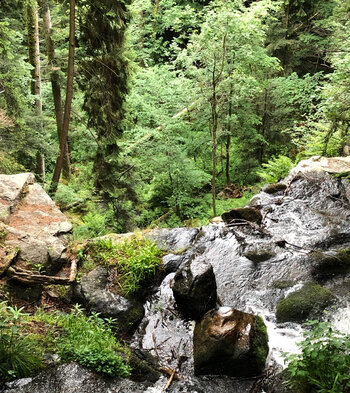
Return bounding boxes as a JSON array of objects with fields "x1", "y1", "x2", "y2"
[
  {"x1": 257, "y1": 155, "x2": 294, "y2": 183},
  {"x1": 284, "y1": 320, "x2": 350, "y2": 393}
]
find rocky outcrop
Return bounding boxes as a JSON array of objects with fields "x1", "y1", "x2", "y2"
[
  {"x1": 145, "y1": 227, "x2": 199, "y2": 252},
  {"x1": 171, "y1": 257, "x2": 217, "y2": 320},
  {"x1": 74, "y1": 266, "x2": 144, "y2": 335},
  {"x1": 0, "y1": 173, "x2": 72, "y2": 275},
  {"x1": 193, "y1": 307, "x2": 269, "y2": 377},
  {"x1": 3, "y1": 362, "x2": 146, "y2": 393}
]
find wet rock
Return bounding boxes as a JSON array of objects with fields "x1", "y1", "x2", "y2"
[
  {"x1": 193, "y1": 307, "x2": 268, "y2": 377},
  {"x1": 171, "y1": 258, "x2": 217, "y2": 320},
  {"x1": 221, "y1": 207, "x2": 262, "y2": 225},
  {"x1": 243, "y1": 244, "x2": 276, "y2": 263},
  {"x1": 74, "y1": 266, "x2": 144, "y2": 335},
  {"x1": 263, "y1": 369, "x2": 294, "y2": 393},
  {"x1": 146, "y1": 227, "x2": 199, "y2": 252},
  {"x1": 311, "y1": 249, "x2": 350, "y2": 281},
  {"x1": 263, "y1": 183, "x2": 287, "y2": 194},
  {"x1": 3, "y1": 362, "x2": 146, "y2": 393},
  {"x1": 276, "y1": 282, "x2": 336, "y2": 323}
]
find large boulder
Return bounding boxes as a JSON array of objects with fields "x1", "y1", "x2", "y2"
[
  {"x1": 276, "y1": 282, "x2": 336, "y2": 323},
  {"x1": 74, "y1": 266, "x2": 144, "y2": 335},
  {"x1": 0, "y1": 173, "x2": 72, "y2": 274},
  {"x1": 171, "y1": 257, "x2": 217, "y2": 320},
  {"x1": 193, "y1": 307, "x2": 269, "y2": 377}
]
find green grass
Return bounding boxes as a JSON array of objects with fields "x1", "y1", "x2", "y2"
[{"x1": 79, "y1": 236, "x2": 163, "y2": 296}]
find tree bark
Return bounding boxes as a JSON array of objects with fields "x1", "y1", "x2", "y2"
[
  {"x1": 27, "y1": 1, "x2": 45, "y2": 182},
  {"x1": 39, "y1": 0, "x2": 71, "y2": 179},
  {"x1": 49, "y1": 0, "x2": 75, "y2": 195},
  {"x1": 226, "y1": 87, "x2": 233, "y2": 185},
  {"x1": 211, "y1": 68, "x2": 218, "y2": 218}
]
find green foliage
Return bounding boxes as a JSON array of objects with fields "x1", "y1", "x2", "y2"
[
  {"x1": 0, "y1": 303, "x2": 43, "y2": 380},
  {"x1": 257, "y1": 155, "x2": 294, "y2": 183},
  {"x1": 0, "y1": 152, "x2": 26, "y2": 174},
  {"x1": 81, "y1": 236, "x2": 163, "y2": 295},
  {"x1": 34, "y1": 305, "x2": 131, "y2": 378},
  {"x1": 284, "y1": 320, "x2": 350, "y2": 393}
]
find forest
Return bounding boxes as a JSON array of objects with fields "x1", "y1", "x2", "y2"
[
  {"x1": 1, "y1": 1, "x2": 350, "y2": 392},
  {"x1": 1, "y1": 0, "x2": 349, "y2": 235}
]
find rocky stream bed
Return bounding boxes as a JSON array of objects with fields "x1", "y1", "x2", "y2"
[{"x1": 1, "y1": 156, "x2": 350, "y2": 393}]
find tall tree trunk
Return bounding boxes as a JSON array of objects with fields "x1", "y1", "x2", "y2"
[
  {"x1": 49, "y1": 0, "x2": 75, "y2": 195},
  {"x1": 226, "y1": 87, "x2": 233, "y2": 185},
  {"x1": 258, "y1": 88, "x2": 268, "y2": 164},
  {"x1": 39, "y1": 0, "x2": 71, "y2": 180},
  {"x1": 27, "y1": 1, "x2": 45, "y2": 182},
  {"x1": 211, "y1": 69, "x2": 218, "y2": 218}
]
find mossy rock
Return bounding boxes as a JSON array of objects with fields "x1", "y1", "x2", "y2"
[
  {"x1": 311, "y1": 249, "x2": 350, "y2": 281},
  {"x1": 222, "y1": 207, "x2": 262, "y2": 225},
  {"x1": 276, "y1": 282, "x2": 336, "y2": 323},
  {"x1": 263, "y1": 183, "x2": 287, "y2": 194},
  {"x1": 244, "y1": 246, "x2": 276, "y2": 263},
  {"x1": 271, "y1": 280, "x2": 295, "y2": 290},
  {"x1": 250, "y1": 316, "x2": 269, "y2": 373}
]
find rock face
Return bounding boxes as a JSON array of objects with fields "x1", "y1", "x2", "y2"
[
  {"x1": 171, "y1": 257, "x2": 217, "y2": 320},
  {"x1": 0, "y1": 173, "x2": 72, "y2": 274},
  {"x1": 193, "y1": 307, "x2": 269, "y2": 377},
  {"x1": 3, "y1": 362, "x2": 145, "y2": 393},
  {"x1": 74, "y1": 266, "x2": 144, "y2": 335}
]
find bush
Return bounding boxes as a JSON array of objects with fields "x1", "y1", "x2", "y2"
[
  {"x1": 284, "y1": 320, "x2": 350, "y2": 393},
  {"x1": 0, "y1": 152, "x2": 26, "y2": 175},
  {"x1": 257, "y1": 155, "x2": 294, "y2": 183}
]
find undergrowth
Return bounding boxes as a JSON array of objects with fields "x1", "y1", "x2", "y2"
[
  {"x1": 79, "y1": 236, "x2": 163, "y2": 296},
  {"x1": 34, "y1": 305, "x2": 130, "y2": 378},
  {"x1": 283, "y1": 320, "x2": 350, "y2": 393}
]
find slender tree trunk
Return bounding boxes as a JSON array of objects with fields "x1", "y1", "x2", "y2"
[
  {"x1": 27, "y1": 1, "x2": 45, "y2": 182},
  {"x1": 258, "y1": 88, "x2": 268, "y2": 164},
  {"x1": 49, "y1": 0, "x2": 75, "y2": 195},
  {"x1": 39, "y1": 0, "x2": 71, "y2": 180},
  {"x1": 226, "y1": 87, "x2": 233, "y2": 185},
  {"x1": 211, "y1": 69, "x2": 218, "y2": 218}
]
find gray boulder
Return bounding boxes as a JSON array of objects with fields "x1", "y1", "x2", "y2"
[
  {"x1": 3, "y1": 362, "x2": 145, "y2": 393},
  {"x1": 193, "y1": 307, "x2": 269, "y2": 377},
  {"x1": 171, "y1": 257, "x2": 217, "y2": 320},
  {"x1": 74, "y1": 266, "x2": 144, "y2": 335}
]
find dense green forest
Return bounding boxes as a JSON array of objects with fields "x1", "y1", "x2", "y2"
[{"x1": 1, "y1": 0, "x2": 350, "y2": 234}]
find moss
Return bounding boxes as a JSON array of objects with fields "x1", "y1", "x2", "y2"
[
  {"x1": 276, "y1": 282, "x2": 336, "y2": 323},
  {"x1": 250, "y1": 316, "x2": 269, "y2": 373},
  {"x1": 271, "y1": 280, "x2": 295, "y2": 289}
]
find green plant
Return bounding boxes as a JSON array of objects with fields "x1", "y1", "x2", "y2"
[
  {"x1": 257, "y1": 155, "x2": 294, "y2": 183},
  {"x1": 82, "y1": 236, "x2": 163, "y2": 295},
  {"x1": 34, "y1": 305, "x2": 130, "y2": 378},
  {"x1": 284, "y1": 320, "x2": 350, "y2": 393},
  {"x1": 0, "y1": 303, "x2": 43, "y2": 380}
]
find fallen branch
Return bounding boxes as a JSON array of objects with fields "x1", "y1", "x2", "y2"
[
  {"x1": 165, "y1": 368, "x2": 176, "y2": 390},
  {"x1": 7, "y1": 258, "x2": 78, "y2": 285}
]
